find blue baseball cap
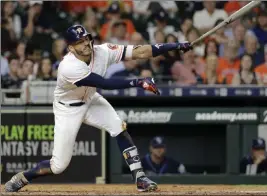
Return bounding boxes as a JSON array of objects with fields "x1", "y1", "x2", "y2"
[
  {"x1": 150, "y1": 136, "x2": 166, "y2": 148},
  {"x1": 252, "y1": 138, "x2": 266, "y2": 150}
]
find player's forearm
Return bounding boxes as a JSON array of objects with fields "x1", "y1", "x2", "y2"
[
  {"x1": 131, "y1": 43, "x2": 187, "y2": 60},
  {"x1": 75, "y1": 72, "x2": 136, "y2": 89}
]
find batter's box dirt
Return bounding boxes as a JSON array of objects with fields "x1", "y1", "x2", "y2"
[{"x1": 1, "y1": 184, "x2": 267, "y2": 196}]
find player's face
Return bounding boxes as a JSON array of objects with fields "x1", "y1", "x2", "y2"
[
  {"x1": 71, "y1": 36, "x2": 93, "y2": 56},
  {"x1": 252, "y1": 149, "x2": 265, "y2": 159},
  {"x1": 151, "y1": 147, "x2": 166, "y2": 158}
]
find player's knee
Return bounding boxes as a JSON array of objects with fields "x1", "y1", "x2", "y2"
[{"x1": 50, "y1": 157, "x2": 70, "y2": 174}]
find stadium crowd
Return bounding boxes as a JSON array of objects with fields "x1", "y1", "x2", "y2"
[{"x1": 1, "y1": 0, "x2": 267, "y2": 89}]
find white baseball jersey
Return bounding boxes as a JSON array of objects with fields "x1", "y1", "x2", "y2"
[{"x1": 54, "y1": 43, "x2": 131, "y2": 103}]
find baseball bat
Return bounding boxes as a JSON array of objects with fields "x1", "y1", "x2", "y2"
[{"x1": 191, "y1": 0, "x2": 261, "y2": 46}]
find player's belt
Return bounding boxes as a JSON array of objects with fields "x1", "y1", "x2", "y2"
[{"x1": 58, "y1": 101, "x2": 85, "y2": 107}]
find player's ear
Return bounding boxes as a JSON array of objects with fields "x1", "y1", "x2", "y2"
[{"x1": 68, "y1": 45, "x2": 74, "y2": 53}]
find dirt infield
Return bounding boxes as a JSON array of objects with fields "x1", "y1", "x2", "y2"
[{"x1": 1, "y1": 184, "x2": 267, "y2": 196}]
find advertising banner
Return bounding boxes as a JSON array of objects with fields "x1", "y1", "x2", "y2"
[
  {"x1": 116, "y1": 108, "x2": 260, "y2": 124},
  {"x1": 1, "y1": 109, "x2": 105, "y2": 183}
]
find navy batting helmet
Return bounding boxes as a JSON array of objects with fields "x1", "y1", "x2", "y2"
[{"x1": 65, "y1": 25, "x2": 93, "y2": 44}]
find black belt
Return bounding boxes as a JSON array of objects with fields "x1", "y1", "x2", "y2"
[{"x1": 58, "y1": 101, "x2": 85, "y2": 107}]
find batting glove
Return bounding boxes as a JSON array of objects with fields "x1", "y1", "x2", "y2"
[
  {"x1": 177, "y1": 42, "x2": 193, "y2": 53},
  {"x1": 135, "y1": 77, "x2": 160, "y2": 95}
]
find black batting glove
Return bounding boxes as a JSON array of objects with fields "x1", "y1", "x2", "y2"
[{"x1": 177, "y1": 42, "x2": 193, "y2": 53}]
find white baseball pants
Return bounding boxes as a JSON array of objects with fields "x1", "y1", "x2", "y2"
[{"x1": 50, "y1": 92, "x2": 123, "y2": 174}]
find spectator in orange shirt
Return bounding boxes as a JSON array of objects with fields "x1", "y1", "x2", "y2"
[
  {"x1": 100, "y1": 1, "x2": 136, "y2": 41},
  {"x1": 217, "y1": 39, "x2": 241, "y2": 84},
  {"x1": 255, "y1": 45, "x2": 267, "y2": 85},
  {"x1": 199, "y1": 54, "x2": 224, "y2": 85},
  {"x1": 232, "y1": 54, "x2": 258, "y2": 85},
  {"x1": 224, "y1": 1, "x2": 259, "y2": 15}
]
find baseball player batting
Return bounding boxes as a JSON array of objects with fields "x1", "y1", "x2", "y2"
[{"x1": 5, "y1": 25, "x2": 192, "y2": 192}]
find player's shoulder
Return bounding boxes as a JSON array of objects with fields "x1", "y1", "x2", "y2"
[
  {"x1": 94, "y1": 43, "x2": 120, "y2": 52},
  {"x1": 60, "y1": 53, "x2": 85, "y2": 66},
  {"x1": 58, "y1": 52, "x2": 86, "y2": 73}
]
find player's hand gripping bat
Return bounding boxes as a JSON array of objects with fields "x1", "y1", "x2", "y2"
[
  {"x1": 136, "y1": 77, "x2": 160, "y2": 95},
  {"x1": 191, "y1": 0, "x2": 262, "y2": 46}
]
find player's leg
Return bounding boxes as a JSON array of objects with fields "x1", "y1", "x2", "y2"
[
  {"x1": 5, "y1": 103, "x2": 86, "y2": 192},
  {"x1": 83, "y1": 93, "x2": 157, "y2": 192}
]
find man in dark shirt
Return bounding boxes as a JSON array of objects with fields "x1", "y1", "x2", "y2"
[
  {"x1": 141, "y1": 136, "x2": 186, "y2": 175},
  {"x1": 1, "y1": 54, "x2": 22, "y2": 89},
  {"x1": 240, "y1": 138, "x2": 267, "y2": 175}
]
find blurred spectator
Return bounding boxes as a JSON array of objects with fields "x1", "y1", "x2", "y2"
[
  {"x1": 15, "y1": 41, "x2": 26, "y2": 64},
  {"x1": 171, "y1": 50, "x2": 204, "y2": 85},
  {"x1": 107, "y1": 20, "x2": 129, "y2": 45},
  {"x1": 250, "y1": 10, "x2": 267, "y2": 46},
  {"x1": 141, "y1": 136, "x2": 186, "y2": 175},
  {"x1": 154, "y1": 30, "x2": 165, "y2": 43},
  {"x1": 147, "y1": 10, "x2": 176, "y2": 44},
  {"x1": 242, "y1": 12, "x2": 258, "y2": 30},
  {"x1": 240, "y1": 138, "x2": 267, "y2": 175},
  {"x1": 186, "y1": 27, "x2": 205, "y2": 56},
  {"x1": 18, "y1": 59, "x2": 35, "y2": 81},
  {"x1": 22, "y1": 1, "x2": 46, "y2": 38},
  {"x1": 2, "y1": 1, "x2": 22, "y2": 39},
  {"x1": 15, "y1": 1, "x2": 29, "y2": 18},
  {"x1": 25, "y1": 42, "x2": 43, "y2": 65},
  {"x1": 199, "y1": 54, "x2": 223, "y2": 85},
  {"x1": 36, "y1": 57, "x2": 55, "y2": 81},
  {"x1": 100, "y1": 1, "x2": 136, "y2": 41},
  {"x1": 244, "y1": 33, "x2": 265, "y2": 67},
  {"x1": 232, "y1": 54, "x2": 258, "y2": 85},
  {"x1": 1, "y1": 54, "x2": 22, "y2": 89},
  {"x1": 210, "y1": 19, "x2": 229, "y2": 57},
  {"x1": 1, "y1": 17, "x2": 17, "y2": 54},
  {"x1": 130, "y1": 32, "x2": 146, "y2": 45},
  {"x1": 148, "y1": 55, "x2": 168, "y2": 83},
  {"x1": 82, "y1": 9, "x2": 100, "y2": 39},
  {"x1": 61, "y1": 1, "x2": 107, "y2": 16},
  {"x1": 255, "y1": 45, "x2": 267, "y2": 85},
  {"x1": 22, "y1": 1, "x2": 55, "y2": 53},
  {"x1": 50, "y1": 38, "x2": 67, "y2": 64},
  {"x1": 140, "y1": 69, "x2": 153, "y2": 78},
  {"x1": 232, "y1": 23, "x2": 246, "y2": 56},
  {"x1": 217, "y1": 39, "x2": 240, "y2": 84},
  {"x1": 133, "y1": 1, "x2": 178, "y2": 18},
  {"x1": 1, "y1": 56, "x2": 9, "y2": 76},
  {"x1": 177, "y1": 17, "x2": 193, "y2": 42},
  {"x1": 224, "y1": 1, "x2": 256, "y2": 15},
  {"x1": 201, "y1": 39, "x2": 219, "y2": 65},
  {"x1": 110, "y1": 60, "x2": 139, "y2": 79},
  {"x1": 193, "y1": 1, "x2": 228, "y2": 34},
  {"x1": 160, "y1": 34, "x2": 181, "y2": 81}
]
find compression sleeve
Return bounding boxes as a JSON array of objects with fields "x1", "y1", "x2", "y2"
[{"x1": 74, "y1": 72, "x2": 137, "y2": 89}]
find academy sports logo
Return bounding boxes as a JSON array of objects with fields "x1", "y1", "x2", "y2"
[
  {"x1": 116, "y1": 110, "x2": 173, "y2": 123},
  {"x1": 195, "y1": 111, "x2": 258, "y2": 122}
]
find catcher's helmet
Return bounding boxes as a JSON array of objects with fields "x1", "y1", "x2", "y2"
[{"x1": 65, "y1": 25, "x2": 93, "y2": 44}]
